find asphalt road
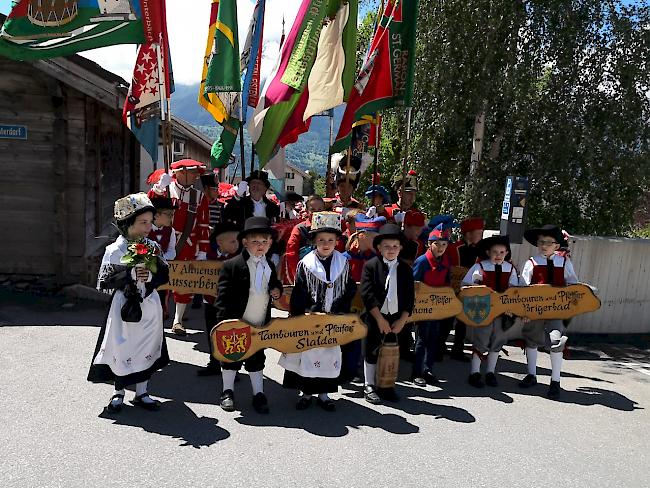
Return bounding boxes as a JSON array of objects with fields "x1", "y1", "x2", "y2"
[{"x1": 1, "y1": 301, "x2": 649, "y2": 488}]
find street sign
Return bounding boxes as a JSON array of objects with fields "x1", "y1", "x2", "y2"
[
  {"x1": 500, "y1": 175, "x2": 529, "y2": 243},
  {"x1": 0, "y1": 125, "x2": 27, "y2": 140}
]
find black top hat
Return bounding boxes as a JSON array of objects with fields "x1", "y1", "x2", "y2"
[
  {"x1": 210, "y1": 221, "x2": 241, "y2": 248},
  {"x1": 283, "y1": 191, "x2": 303, "y2": 203},
  {"x1": 477, "y1": 235, "x2": 512, "y2": 260},
  {"x1": 245, "y1": 170, "x2": 271, "y2": 188},
  {"x1": 149, "y1": 196, "x2": 178, "y2": 211},
  {"x1": 524, "y1": 225, "x2": 567, "y2": 247},
  {"x1": 238, "y1": 216, "x2": 275, "y2": 240},
  {"x1": 200, "y1": 173, "x2": 217, "y2": 188},
  {"x1": 373, "y1": 223, "x2": 407, "y2": 249}
]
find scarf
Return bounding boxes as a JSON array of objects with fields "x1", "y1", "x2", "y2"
[
  {"x1": 381, "y1": 258, "x2": 399, "y2": 315},
  {"x1": 299, "y1": 250, "x2": 349, "y2": 312}
]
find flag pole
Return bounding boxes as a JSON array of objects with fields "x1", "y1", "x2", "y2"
[
  {"x1": 326, "y1": 111, "x2": 335, "y2": 198},
  {"x1": 399, "y1": 106, "x2": 413, "y2": 204},
  {"x1": 239, "y1": 96, "x2": 246, "y2": 181},
  {"x1": 250, "y1": 142, "x2": 255, "y2": 174},
  {"x1": 372, "y1": 114, "x2": 381, "y2": 204}
]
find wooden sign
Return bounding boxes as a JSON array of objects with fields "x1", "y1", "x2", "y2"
[
  {"x1": 210, "y1": 313, "x2": 367, "y2": 363},
  {"x1": 457, "y1": 284, "x2": 601, "y2": 327},
  {"x1": 451, "y1": 266, "x2": 469, "y2": 292},
  {"x1": 409, "y1": 284, "x2": 463, "y2": 322},
  {"x1": 158, "y1": 260, "x2": 222, "y2": 296}
]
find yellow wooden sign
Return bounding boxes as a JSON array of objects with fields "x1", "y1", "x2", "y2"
[
  {"x1": 457, "y1": 284, "x2": 601, "y2": 327},
  {"x1": 158, "y1": 260, "x2": 222, "y2": 296},
  {"x1": 210, "y1": 313, "x2": 367, "y2": 363},
  {"x1": 409, "y1": 284, "x2": 463, "y2": 322},
  {"x1": 451, "y1": 266, "x2": 469, "y2": 292}
]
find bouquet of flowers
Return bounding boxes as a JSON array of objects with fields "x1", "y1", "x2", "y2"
[{"x1": 120, "y1": 240, "x2": 159, "y2": 273}]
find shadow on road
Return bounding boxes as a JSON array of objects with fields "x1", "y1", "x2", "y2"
[{"x1": 98, "y1": 400, "x2": 230, "y2": 448}]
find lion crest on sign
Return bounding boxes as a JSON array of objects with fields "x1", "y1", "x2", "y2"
[{"x1": 216, "y1": 326, "x2": 252, "y2": 362}]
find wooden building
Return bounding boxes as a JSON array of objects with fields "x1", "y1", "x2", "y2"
[{"x1": 0, "y1": 49, "x2": 140, "y2": 286}]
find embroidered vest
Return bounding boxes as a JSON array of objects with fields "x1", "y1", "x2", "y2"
[
  {"x1": 530, "y1": 256, "x2": 566, "y2": 286},
  {"x1": 422, "y1": 251, "x2": 451, "y2": 287},
  {"x1": 148, "y1": 226, "x2": 172, "y2": 253},
  {"x1": 480, "y1": 262, "x2": 512, "y2": 292}
]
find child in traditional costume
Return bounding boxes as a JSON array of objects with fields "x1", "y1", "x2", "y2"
[
  {"x1": 462, "y1": 235, "x2": 519, "y2": 388},
  {"x1": 196, "y1": 222, "x2": 241, "y2": 377},
  {"x1": 280, "y1": 212, "x2": 357, "y2": 411},
  {"x1": 410, "y1": 224, "x2": 453, "y2": 387},
  {"x1": 360, "y1": 224, "x2": 415, "y2": 404},
  {"x1": 519, "y1": 225, "x2": 579, "y2": 400},
  {"x1": 215, "y1": 217, "x2": 283, "y2": 413},
  {"x1": 88, "y1": 193, "x2": 170, "y2": 412},
  {"x1": 148, "y1": 196, "x2": 177, "y2": 319}
]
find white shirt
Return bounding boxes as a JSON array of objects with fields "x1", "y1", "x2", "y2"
[
  {"x1": 252, "y1": 198, "x2": 267, "y2": 217},
  {"x1": 380, "y1": 259, "x2": 399, "y2": 315},
  {"x1": 519, "y1": 253, "x2": 578, "y2": 286},
  {"x1": 242, "y1": 256, "x2": 271, "y2": 327}
]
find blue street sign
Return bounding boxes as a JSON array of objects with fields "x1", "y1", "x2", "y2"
[{"x1": 0, "y1": 125, "x2": 27, "y2": 140}]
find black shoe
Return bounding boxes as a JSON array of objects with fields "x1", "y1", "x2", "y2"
[
  {"x1": 316, "y1": 398, "x2": 336, "y2": 412},
  {"x1": 378, "y1": 387, "x2": 399, "y2": 403},
  {"x1": 423, "y1": 371, "x2": 440, "y2": 386},
  {"x1": 220, "y1": 389, "x2": 235, "y2": 412},
  {"x1": 252, "y1": 392, "x2": 269, "y2": 414},
  {"x1": 519, "y1": 374, "x2": 538, "y2": 388},
  {"x1": 364, "y1": 385, "x2": 381, "y2": 405},
  {"x1": 105, "y1": 393, "x2": 124, "y2": 413},
  {"x1": 296, "y1": 396, "x2": 313, "y2": 410},
  {"x1": 132, "y1": 394, "x2": 161, "y2": 411},
  {"x1": 196, "y1": 363, "x2": 222, "y2": 377},
  {"x1": 412, "y1": 376, "x2": 427, "y2": 387},
  {"x1": 485, "y1": 372, "x2": 498, "y2": 387},
  {"x1": 450, "y1": 350, "x2": 470, "y2": 363},
  {"x1": 547, "y1": 381, "x2": 561, "y2": 400},
  {"x1": 468, "y1": 372, "x2": 484, "y2": 388}
]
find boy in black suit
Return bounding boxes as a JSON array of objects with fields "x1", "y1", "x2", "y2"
[
  {"x1": 215, "y1": 217, "x2": 283, "y2": 414},
  {"x1": 360, "y1": 224, "x2": 415, "y2": 404}
]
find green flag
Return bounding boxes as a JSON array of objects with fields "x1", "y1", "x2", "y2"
[
  {"x1": 210, "y1": 118, "x2": 241, "y2": 169},
  {"x1": 204, "y1": 0, "x2": 241, "y2": 95}
]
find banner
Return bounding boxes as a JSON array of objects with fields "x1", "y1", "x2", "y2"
[
  {"x1": 158, "y1": 260, "x2": 223, "y2": 296},
  {"x1": 0, "y1": 0, "x2": 152, "y2": 60},
  {"x1": 240, "y1": 0, "x2": 265, "y2": 117},
  {"x1": 211, "y1": 313, "x2": 366, "y2": 362}
]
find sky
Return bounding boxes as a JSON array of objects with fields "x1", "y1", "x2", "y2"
[{"x1": 0, "y1": 0, "x2": 302, "y2": 85}]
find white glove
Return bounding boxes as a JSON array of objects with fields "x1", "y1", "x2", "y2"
[
  {"x1": 366, "y1": 206, "x2": 378, "y2": 219},
  {"x1": 236, "y1": 181, "x2": 249, "y2": 197},
  {"x1": 196, "y1": 251, "x2": 207, "y2": 261},
  {"x1": 152, "y1": 172, "x2": 172, "y2": 194},
  {"x1": 393, "y1": 211, "x2": 406, "y2": 224}
]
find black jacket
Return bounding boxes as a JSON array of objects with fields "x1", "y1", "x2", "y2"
[
  {"x1": 223, "y1": 195, "x2": 281, "y2": 229},
  {"x1": 215, "y1": 249, "x2": 283, "y2": 325},
  {"x1": 360, "y1": 256, "x2": 415, "y2": 316}
]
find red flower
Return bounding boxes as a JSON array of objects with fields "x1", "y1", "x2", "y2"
[{"x1": 135, "y1": 243, "x2": 149, "y2": 255}]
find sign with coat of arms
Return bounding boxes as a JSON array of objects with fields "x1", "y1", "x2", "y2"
[
  {"x1": 458, "y1": 284, "x2": 601, "y2": 327},
  {"x1": 210, "y1": 313, "x2": 367, "y2": 363}
]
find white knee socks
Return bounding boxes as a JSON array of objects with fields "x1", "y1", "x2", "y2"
[
  {"x1": 136, "y1": 381, "x2": 156, "y2": 403},
  {"x1": 111, "y1": 388, "x2": 125, "y2": 407},
  {"x1": 550, "y1": 351, "x2": 563, "y2": 382},
  {"x1": 526, "y1": 347, "x2": 538, "y2": 375},
  {"x1": 364, "y1": 361, "x2": 376, "y2": 386},
  {"x1": 470, "y1": 353, "x2": 481, "y2": 374},
  {"x1": 222, "y1": 370, "x2": 236, "y2": 392},
  {"x1": 486, "y1": 352, "x2": 499, "y2": 374},
  {"x1": 173, "y1": 302, "x2": 187, "y2": 325},
  {"x1": 249, "y1": 371, "x2": 264, "y2": 395}
]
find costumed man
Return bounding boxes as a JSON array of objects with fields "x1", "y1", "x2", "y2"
[
  {"x1": 440, "y1": 216, "x2": 486, "y2": 361},
  {"x1": 223, "y1": 170, "x2": 280, "y2": 229},
  {"x1": 168, "y1": 159, "x2": 211, "y2": 336},
  {"x1": 325, "y1": 153, "x2": 364, "y2": 220},
  {"x1": 518, "y1": 224, "x2": 579, "y2": 400},
  {"x1": 385, "y1": 170, "x2": 420, "y2": 224},
  {"x1": 279, "y1": 191, "x2": 305, "y2": 220}
]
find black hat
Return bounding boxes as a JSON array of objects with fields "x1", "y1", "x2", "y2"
[
  {"x1": 200, "y1": 173, "x2": 217, "y2": 188},
  {"x1": 524, "y1": 225, "x2": 567, "y2": 247},
  {"x1": 283, "y1": 191, "x2": 303, "y2": 203},
  {"x1": 477, "y1": 235, "x2": 512, "y2": 260},
  {"x1": 373, "y1": 223, "x2": 407, "y2": 249},
  {"x1": 149, "y1": 196, "x2": 178, "y2": 211},
  {"x1": 210, "y1": 221, "x2": 241, "y2": 248},
  {"x1": 245, "y1": 170, "x2": 271, "y2": 188},
  {"x1": 239, "y1": 216, "x2": 275, "y2": 240}
]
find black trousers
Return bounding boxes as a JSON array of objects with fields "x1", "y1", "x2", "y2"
[
  {"x1": 438, "y1": 317, "x2": 466, "y2": 354},
  {"x1": 363, "y1": 312, "x2": 402, "y2": 365},
  {"x1": 221, "y1": 349, "x2": 266, "y2": 372}
]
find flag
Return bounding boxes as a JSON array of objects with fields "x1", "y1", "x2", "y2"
[
  {"x1": 248, "y1": 0, "x2": 359, "y2": 165},
  {"x1": 122, "y1": 2, "x2": 172, "y2": 163},
  {"x1": 210, "y1": 118, "x2": 241, "y2": 169},
  {"x1": 199, "y1": 0, "x2": 241, "y2": 126},
  {"x1": 0, "y1": 0, "x2": 151, "y2": 60},
  {"x1": 241, "y1": 0, "x2": 266, "y2": 117},
  {"x1": 332, "y1": 0, "x2": 418, "y2": 153}
]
